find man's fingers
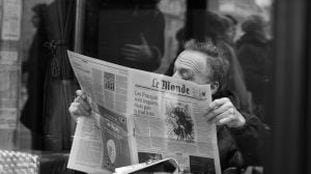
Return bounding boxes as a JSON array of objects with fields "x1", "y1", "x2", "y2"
[
  {"x1": 206, "y1": 102, "x2": 232, "y2": 120},
  {"x1": 69, "y1": 104, "x2": 82, "y2": 118},
  {"x1": 207, "y1": 108, "x2": 235, "y2": 124},
  {"x1": 122, "y1": 44, "x2": 141, "y2": 50},
  {"x1": 79, "y1": 99, "x2": 91, "y2": 112},
  {"x1": 140, "y1": 33, "x2": 149, "y2": 46},
  {"x1": 69, "y1": 90, "x2": 92, "y2": 120},
  {"x1": 69, "y1": 102, "x2": 90, "y2": 116},
  {"x1": 209, "y1": 97, "x2": 231, "y2": 110},
  {"x1": 69, "y1": 97, "x2": 92, "y2": 120},
  {"x1": 73, "y1": 96, "x2": 80, "y2": 102},
  {"x1": 120, "y1": 47, "x2": 140, "y2": 59},
  {"x1": 205, "y1": 97, "x2": 233, "y2": 120},
  {"x1": 204, "y1": 97, "x2": 246, "y2": 127},
  {"x1": 75, "y1": 90, "x2": 87, "y2": 100},
  {"x1": 217, "y1": 116, "x2": 234, "y2": 126},
  {"x1": 121, "y1": 46, "x2": 140, "y2": 53},
  {"x1": 76, "y1": 90, "x2": 83, "y2": 96}
]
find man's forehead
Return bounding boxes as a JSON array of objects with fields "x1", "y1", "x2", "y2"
[{"x1": 175, "y1": 50, "x2": 207, "y2": 72}]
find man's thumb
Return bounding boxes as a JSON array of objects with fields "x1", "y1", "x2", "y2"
[{"x1": 140, "y1": 33, "x2": 148, "y2": 46}]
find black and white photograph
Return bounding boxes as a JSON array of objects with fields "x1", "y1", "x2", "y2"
[{"x1": 0, "y1": 0, "x2": 310, "y2": 173}]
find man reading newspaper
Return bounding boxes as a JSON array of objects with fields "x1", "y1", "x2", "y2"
[{"x1": 69, "y1": 39, "x2": 264, "y2": 173}]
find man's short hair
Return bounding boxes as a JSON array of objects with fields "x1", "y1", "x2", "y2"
[{"x1": 184, "y1": 39, "x2": 230, "y2": 92}]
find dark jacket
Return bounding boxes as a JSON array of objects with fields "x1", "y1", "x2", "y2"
[
  {"x1": 217, "y1": 41, "x2": 252, "y2": 113},
  {"x1": 213, "y1": 90, "x2": 264, "y2": 171},
  {"x1": 83, "y1": 0, "x2": 164, "y2": 72},
  {"x1": 236, "y1": 33, "x2": 271, "y2": 106}
]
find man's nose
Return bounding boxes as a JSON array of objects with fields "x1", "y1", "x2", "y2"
[{"x1": 172, "y1": 72, "x2": 180, "y2": 79}]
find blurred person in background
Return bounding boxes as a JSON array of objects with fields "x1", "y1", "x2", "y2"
[
  {"x1": 84, "y1": 0, "x2": 165, "y2": 72},
  {"x1": 166, "y1": 12, "x2": 252, "y2": 114},
  {"x1": 223, "y1": 14, "x2": 238, "y2": 46},
  {"x1": 201, "y1": 12, "x2": 252, "y2": 113},
  {"x1": 236, "y1": 15, "x2": 272, "y2": 118}
]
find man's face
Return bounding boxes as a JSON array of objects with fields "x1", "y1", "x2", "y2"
[{"x1": 173, "y1": 50, "x2": 219, "y2": 94}]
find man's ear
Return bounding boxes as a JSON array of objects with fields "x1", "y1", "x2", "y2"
[{"x1": 210, "y1": 81, "x2": 219, "y2": 95}]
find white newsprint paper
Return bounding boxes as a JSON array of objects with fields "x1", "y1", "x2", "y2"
[
  {"x1": 114, "y1": 157, "x2": 179, "y2": 174},
  {"x1": 67, "y1": 51, "x2": 221, "y2": 174}
]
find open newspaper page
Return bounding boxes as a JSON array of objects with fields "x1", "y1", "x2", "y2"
[
  {"x1": 67, "y1": 51, "x2": 136, "y2": 174},
  {"x1": 67, "y1": 51, "x2": 221, "y2": 174},
  {"x1": 128, "y1": 69, "x2": 221, "y2": 174}
]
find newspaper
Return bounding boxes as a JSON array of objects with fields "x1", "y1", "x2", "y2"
[
  {"x1": 67, "y1": 51, "x2": 221, "y2": 174},
  {"x1": 114, "y1": 157, "x2": 179, "y2": 174}
]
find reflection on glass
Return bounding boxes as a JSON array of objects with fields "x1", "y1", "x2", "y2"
[{"x1": 83, "y1": 0, "x2": 186, "y2": 73}]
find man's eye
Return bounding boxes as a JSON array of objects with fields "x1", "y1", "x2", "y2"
[{"x1": 180, "y1": 70, "x2": 193, "y2": 80}]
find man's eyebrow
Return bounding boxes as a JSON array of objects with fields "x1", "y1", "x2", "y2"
[{"x1": 176, "y1": 57, "x2": 201, "y2": 73}]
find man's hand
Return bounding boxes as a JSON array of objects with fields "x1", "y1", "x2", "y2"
[
  {"x1": 68, "y1": 90, "x2": 92, "y2": 120},
  {"x1": 204, "y1": 97, "x2": 246, "y2": 128},
  {"x1": 120, "y1": 33, "x2": 154, "y2": 63}
]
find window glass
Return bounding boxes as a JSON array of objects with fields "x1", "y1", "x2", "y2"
[
  {"x1": 82, "y1": 0, "x2": 186, "y2": 73},
  {"x1": 12, "y1": 0, "x2": 274, "y2": 173}
]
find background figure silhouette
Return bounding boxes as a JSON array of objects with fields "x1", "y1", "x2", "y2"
[
  {"x1": 166, "y1": 11, "x2": 252, "y2": 113},
  {"x1": 236, "y1": 15, "x2": 272, "y2": 118},
  {"x1": 84, "y1": 0, "x2": 165, "y2": 72}
]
